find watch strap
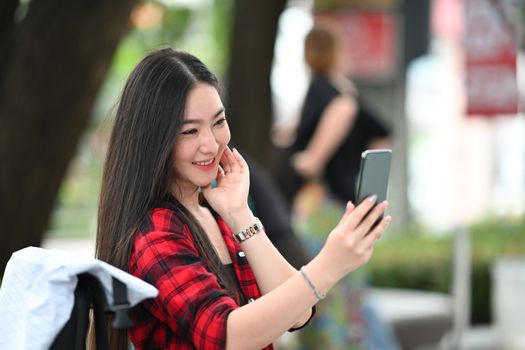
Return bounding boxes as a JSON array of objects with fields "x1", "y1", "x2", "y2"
[{"x1": 233, "y1": 218, "x2": 263, "y2": 243}]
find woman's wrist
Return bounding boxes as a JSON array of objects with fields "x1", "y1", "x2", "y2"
[
  {"x1": 222, "y1": 207, "x2": 256, "y2": 233},
  {"x1": 304, "y1": 255, "x2": 339, "y2": 297},
  {"x1": 233, "y1": 217, "x2": 264, "y2": 243},
  {"x1": 300, "y1": 266, "x2": 325, "y2": 301}
]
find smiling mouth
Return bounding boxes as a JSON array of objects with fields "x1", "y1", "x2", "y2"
[{"x1": 193, "y1": 158, "x2": 215, "y2": 166}]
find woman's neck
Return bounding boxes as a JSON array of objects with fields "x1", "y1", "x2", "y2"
[{"x1": 171, "y1": 183, "x2": 202, "y2": 212}]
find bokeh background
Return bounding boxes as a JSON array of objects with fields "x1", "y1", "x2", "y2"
[{"x1": 1, "y1": 0, "x2": 524, "y2": 349}]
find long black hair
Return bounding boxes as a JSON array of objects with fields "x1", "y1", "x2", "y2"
[{"x1": 95, "y1": 48, "x2": 235, "y2": 350}]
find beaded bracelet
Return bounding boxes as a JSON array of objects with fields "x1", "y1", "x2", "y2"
[{"x1": 300, "y1": 266, "x2": 325, "y2": 301}]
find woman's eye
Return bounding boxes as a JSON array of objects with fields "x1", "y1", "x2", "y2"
[
  {"x1": 214, "y1": 118, "x2": 227, "y2": 126},
  {"x1": 181, "y1": 128, "x2": 198, "y2": 135}
]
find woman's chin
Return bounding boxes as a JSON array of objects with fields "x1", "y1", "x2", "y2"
[
  {"x1": 194, "y1": 179, "x2": 214, "y2": 189},
  {"x1": 192, "y1": 171, "x2": 218, "y2": 189}
]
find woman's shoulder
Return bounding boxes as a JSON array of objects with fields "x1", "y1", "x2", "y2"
[
  {"x1": 131, "y1": 204, "x2": 197, "y2": 260},
  {"x1": 307, "y1": 75, "x2": 340, "y2": 101},
  {"x1": 137, "y1": 201, "x2": 186, "y2": 236},
  {"x1": 310, "y1": 74, "x2": 335, "y2": 90}
]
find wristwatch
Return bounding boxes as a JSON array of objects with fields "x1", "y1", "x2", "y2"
[{"x1": 233, "y1": 218, "x2": 264, "y2": 243}]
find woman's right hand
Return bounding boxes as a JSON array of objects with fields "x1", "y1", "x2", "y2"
[{"x1": 316, "y1": 196, "x2": 391, "y2": 284}]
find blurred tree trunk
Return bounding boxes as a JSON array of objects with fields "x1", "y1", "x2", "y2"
[
  {"x1": 0, "y1": 0, "x2": 137, "y2": 270},
  {"x1": 226, "y1": 0, "x2": 287, "y2": 166}
]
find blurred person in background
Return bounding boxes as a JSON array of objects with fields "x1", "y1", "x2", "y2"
[
  {"x1": 275, "y1": 24, "x2": 392, "y2": 349},
  {"x1": 243, "y1": 151, "x2": 310, "y2": 270},
  {"x1": 94, "y1": 48, "x2": 391, "y2": 349},
  {"x1": 277, "y1": 23, "x2": 392, "y2": 207}
]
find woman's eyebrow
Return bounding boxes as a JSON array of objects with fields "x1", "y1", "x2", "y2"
[
  {"x1": 183, "y1": 107, "x2": 225, "y2": 124},
  {"x1": 213, "y1": 107, "x2": 226, "y2": 119}
]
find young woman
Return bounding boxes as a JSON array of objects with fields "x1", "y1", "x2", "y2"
[{"x1": 95, "y1": 48, "x2": 391, "y2": 350}]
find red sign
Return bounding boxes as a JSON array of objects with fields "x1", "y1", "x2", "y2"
[
  {"x1": 464, "y1": 0, "x2": 518, "y2": 116},
  {"x1": 315, "y1": 11, "x2": 398, "y2": 81}
]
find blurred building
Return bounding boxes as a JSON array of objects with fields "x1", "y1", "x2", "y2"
[{"x1": 407, "y1": 0, "x2": 525, "y2": 230}]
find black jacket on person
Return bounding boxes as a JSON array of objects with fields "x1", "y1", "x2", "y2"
[
  {"x1": 278, "y1": 75, "x2": 392, "y2": 205},
  {"x1": 240, "y1": 149, "x2": 310, "y2": 269}
]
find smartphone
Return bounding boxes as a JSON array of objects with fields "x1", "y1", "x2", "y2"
[{"x1": 355, "y1": 149, "x2": 392, "y2": 208}]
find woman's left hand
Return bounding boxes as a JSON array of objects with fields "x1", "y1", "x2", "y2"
[{"x1": 201, "y1": 147, "x2": 251, "y2": 219}]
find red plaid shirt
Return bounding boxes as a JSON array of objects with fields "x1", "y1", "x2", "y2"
[{"x1": 128, "y1": 201, "x2": 274, "y2": 350}]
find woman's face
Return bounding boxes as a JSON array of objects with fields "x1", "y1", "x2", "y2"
[{"x1": 172, "y1": 82, "x2": 231, "y2": 194}]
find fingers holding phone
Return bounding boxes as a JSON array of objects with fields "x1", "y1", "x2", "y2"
[
  {"x1": 319, "y1": 195, "x2": 388, "y2": 276},
  {"x1": 316, "y1": 149, "x2": 393, "y2": 281},
  {"x1": 359, "y1": 198, "x2": 389, "y2": 234},
  {"x1": 365, "y1": 211, "x2": 392, "y2": 242},
  {"x1": 355, "y1": 149, "x2": 392, "y2": 230}
]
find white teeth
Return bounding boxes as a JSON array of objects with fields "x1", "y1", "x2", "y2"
[{"x1": 194, "y1": 159, "x2": 213, "y2": 166}]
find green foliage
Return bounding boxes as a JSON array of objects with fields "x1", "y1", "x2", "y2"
[
  {"x1": 131, "y1": 5, "x2": 191, "y2": 49},
  {"x1": 48, "y1": 136, "x2": 102, "y2": 237},
  {"x1": 368, "y1": 231, "x2": 452, "y2": 293},
  {"x1": 367, "y1": 218, "x2": 525, "y2": 324},
  {"x1": 210, "y1": 0, "x2": 233, "y2": 78}
]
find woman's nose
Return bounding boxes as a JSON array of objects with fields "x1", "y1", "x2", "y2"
[{"x1": 199, "y1": 128, "x2": 219, "y2": 153}]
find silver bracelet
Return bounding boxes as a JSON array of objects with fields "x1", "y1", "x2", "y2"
[{"x1": 300, "y1": 266, "x2": 325, "y2": 301}]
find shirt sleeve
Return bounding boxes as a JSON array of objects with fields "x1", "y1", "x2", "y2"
[{"x1": 131, "y1": 215, "x2": 239, "y2": 349}]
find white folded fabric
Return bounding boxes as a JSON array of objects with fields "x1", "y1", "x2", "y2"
[{"x1": 0, "y1": 246, "x2": 158, "y2": 350}]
